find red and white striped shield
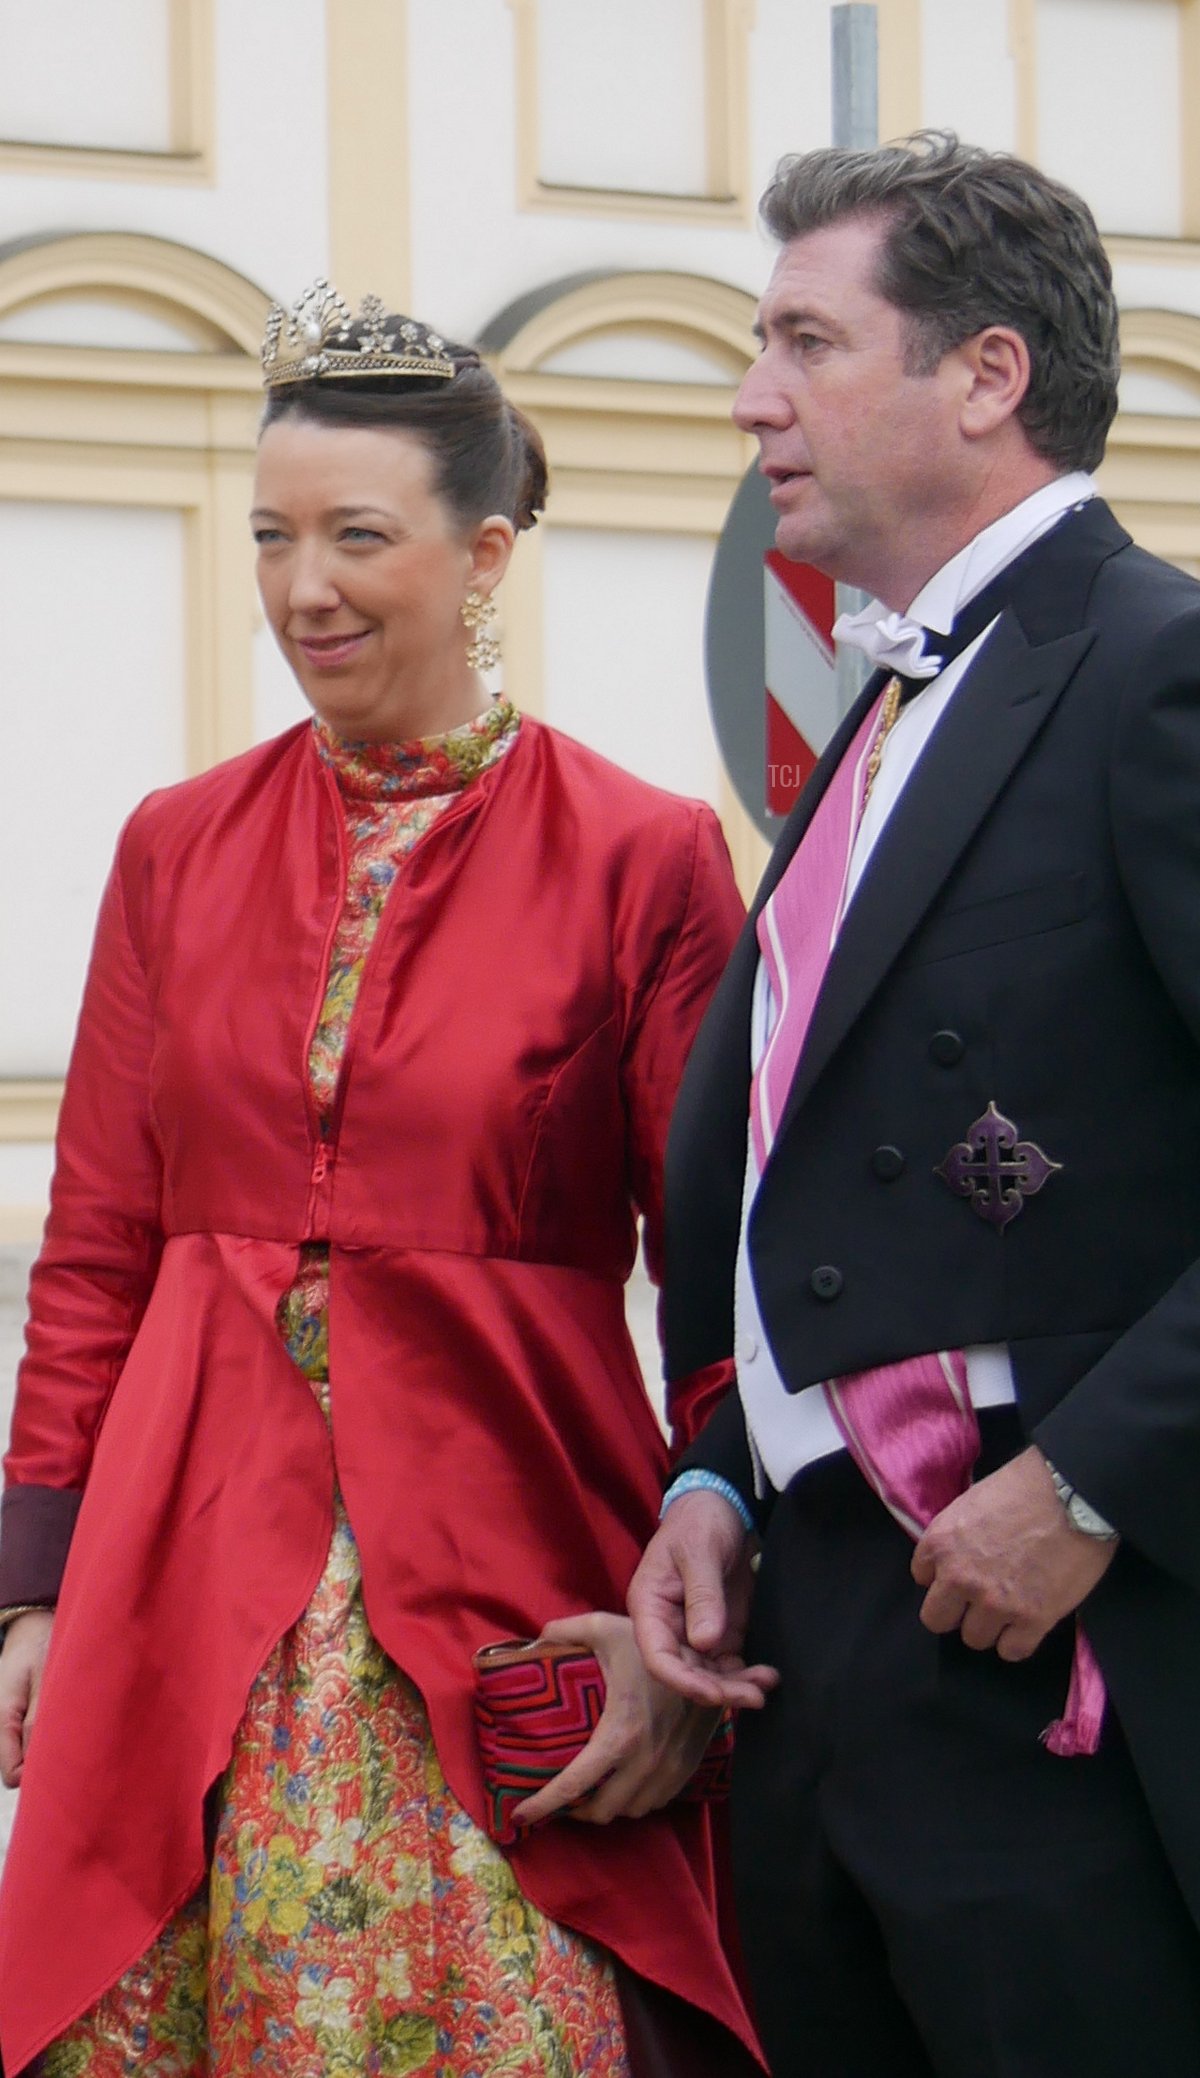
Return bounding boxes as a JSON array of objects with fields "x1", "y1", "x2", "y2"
[
  {"x1": 763, "y1": 551, "x2": 838, "y2": 817},
  {"x1": 706, "y1": 464, "x2": 853, "y2": 840}
]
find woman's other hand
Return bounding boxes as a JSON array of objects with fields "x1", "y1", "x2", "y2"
[
  {"x1": 509, "y1": 1610, "x2": 723, "y2": 1830},
  {"x1": 0, "y1": 1610, "x2": 54, "y2": 1789}
]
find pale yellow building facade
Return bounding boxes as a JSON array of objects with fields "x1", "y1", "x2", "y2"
[{"x1": 1, "y1": 0, "x2": 1199, "y2": 1236}]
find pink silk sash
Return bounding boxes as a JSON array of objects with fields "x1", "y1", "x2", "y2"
[
  {"x1": 751, "y1": 698, "x2": 881, "y2": 1175},
  {"x1": 749, "y1": 689, "x2": 1105, "y2": 1757}
]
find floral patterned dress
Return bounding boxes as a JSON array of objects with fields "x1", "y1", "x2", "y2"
[{"x1": 43, "y1": 702, "x2": 631, "y2": 2078}]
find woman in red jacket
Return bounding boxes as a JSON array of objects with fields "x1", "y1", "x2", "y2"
[{"x1": 0, "y1": 285, "x2": 760, "y2": 2076}]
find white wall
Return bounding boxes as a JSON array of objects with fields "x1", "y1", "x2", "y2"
[
  {"x1": 1119, "y1": 369, "x2": 1200, "y2": 417},
  {"x1": 542, "y1": 528, "x2": 722, "y2": 806},
  {"x1": 0, "y1": 502, "x2": 187, "y2": 1076},
  {"x1": 0, "y1": 0, "x2": 330, "y2": 304},
  {"x1": 0, "y1": 0, "x2": 174, "y2": 153},
  {"x1": 1037, "y1": 0, "x2": 1181, "y2": 237},
  {"x1": 406, "y1": 0, "x2": 830, "y2": 342},
  {"x1": 922, "y1": 0, "x2": 1019, "y2": 153},
  {"x1": 536, "y1": 0, "x2": 709, "y2": 196}
]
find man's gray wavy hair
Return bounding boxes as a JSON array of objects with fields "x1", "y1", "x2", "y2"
[{"x1": 760, "y1": 131, "x2": 1119, "y2": 475}]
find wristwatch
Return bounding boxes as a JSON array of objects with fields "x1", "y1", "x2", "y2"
[{"x1": 1042, "y1": 1457, "x2": 1119, "y2": 1542}]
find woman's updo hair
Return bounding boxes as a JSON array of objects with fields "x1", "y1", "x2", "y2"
[{"x1": 260, "y1": 311, "x2": 548, "y2": 535}]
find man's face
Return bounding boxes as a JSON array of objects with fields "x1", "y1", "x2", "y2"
[{"x1": 734, "y1": 214, "x2": 973, "y2": 604}]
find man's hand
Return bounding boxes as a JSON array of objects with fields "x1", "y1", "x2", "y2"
[
  {"x1": 510, "y1": 1611, "x2": 724, "y2": 1829},
  {"x1": 0, "y1": 1610, "x2": 54, "y2": 1788},
  {"x1": 627, "y1": 1490, "x2": 779, "y2": 1709},
  {"x1": 911, "y1": 1446, "x2": 1117, "y2": 1659}
]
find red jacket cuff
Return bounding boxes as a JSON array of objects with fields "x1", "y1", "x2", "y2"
[{"x1": 0, "y1": 1485, "x2": 82, "y2": 1607}]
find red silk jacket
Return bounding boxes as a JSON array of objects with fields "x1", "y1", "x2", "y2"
[{"x1": 0, "y1": 716, "x2": 755, "y2": 2072}]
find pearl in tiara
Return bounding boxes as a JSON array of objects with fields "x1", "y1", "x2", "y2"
[{"x1": 261, "y1": 280, "x2": 455, "y2": 389}]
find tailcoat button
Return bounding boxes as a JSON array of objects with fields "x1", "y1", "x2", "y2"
[
  {"x1": 810, "y1": 1265, "x2": 844, "y2": 1301},
  {"x1": 871, "y1": 1144, "x2": 906, "y2": 1180},
  {"x1": 930, "y1": 1029, "x2": 965, "y2": 1066}
]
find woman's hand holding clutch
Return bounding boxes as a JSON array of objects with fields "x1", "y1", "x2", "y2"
[{"x1": 504, "y1": 1610, "x2": 723, "y2": 1830}]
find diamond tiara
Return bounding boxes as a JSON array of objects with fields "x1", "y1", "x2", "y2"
[{"x1": 261, "y1": 280, "x2": 456, "y2": 389}]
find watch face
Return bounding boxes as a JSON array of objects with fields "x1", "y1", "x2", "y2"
[
  {"x1": 1067, "y1": 1492, "x2": 1115, "y2": 1539},
  {"x1": 1047, "y1": 1460, "x2": 1116, "y2": 1540}
]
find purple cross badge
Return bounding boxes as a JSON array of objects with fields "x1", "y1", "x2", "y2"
[{"x1": 936, "y1": 1101, "x2": 1062, "y2": 1230}]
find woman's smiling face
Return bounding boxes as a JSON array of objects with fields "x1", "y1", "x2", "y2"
[{"x1": 252, "y1": 415, "x2": 512, "y2": 741}]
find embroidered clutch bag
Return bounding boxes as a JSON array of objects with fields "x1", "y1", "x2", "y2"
[{"x1": 472, "y1": 1635, "x2": 735, "y2": 1847}]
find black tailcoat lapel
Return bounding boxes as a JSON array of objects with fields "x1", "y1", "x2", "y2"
[
  {"x1": 775, "y1": 617, "x2": 1095, "y2": 1136},
  {"x1": 770, "y1": 499, "x2": 1125, "y2": 1143}
]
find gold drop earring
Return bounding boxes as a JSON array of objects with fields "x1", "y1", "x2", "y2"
[{"x1": 460, "y1": 590, "x2": 500, "y2": 673}]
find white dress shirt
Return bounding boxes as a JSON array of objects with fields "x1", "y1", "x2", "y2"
[{"x1": 735, "y1": 474, "x2": 1096, "y2": 1495}]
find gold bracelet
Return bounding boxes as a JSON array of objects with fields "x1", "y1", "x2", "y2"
[{"x1": 0, "y1": 1603, "x2": 54, "y2": 1629}]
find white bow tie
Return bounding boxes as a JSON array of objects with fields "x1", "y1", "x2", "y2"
[{"x1": 832, "y1": 603, "x2": 946, "y2": 682}]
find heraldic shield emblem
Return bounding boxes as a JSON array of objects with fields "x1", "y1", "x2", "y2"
[{"x1": 936, "y1": 1101, "x2": 1062, "y2": 1230}]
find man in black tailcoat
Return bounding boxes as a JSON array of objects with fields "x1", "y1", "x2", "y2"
[{"x1": 629, "y1": 134, "x2": 1200, "y2": 2077}]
